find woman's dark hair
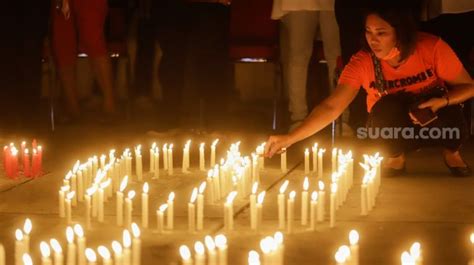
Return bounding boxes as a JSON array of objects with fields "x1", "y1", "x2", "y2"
[{"x1": 361, "y1": 6, "x2": 418, "y2": 61}]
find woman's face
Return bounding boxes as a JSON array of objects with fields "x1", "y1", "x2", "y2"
[{"x1": 365, "y1": 14, "x2": 397, "y2": 59}]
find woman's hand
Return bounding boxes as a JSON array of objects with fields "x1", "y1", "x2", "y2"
[
  {"x1": 62, "y1": 0, "x2": 71, "y2": 20},
  {"x1": 264, "y1": 134, "x2": 293, "y2": 158},
  {"x1": 417, "y1": 97, "x2": 447, "y2": 113}
]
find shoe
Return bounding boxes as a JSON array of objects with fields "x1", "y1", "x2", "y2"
[
  {"x1": 443, "y1": 158, "x2": 472, "y2": 177},
  {"x1": 382, "y1": 165, "x2": 406, "y2": 177}
]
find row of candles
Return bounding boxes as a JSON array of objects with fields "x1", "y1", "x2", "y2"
[
  {"x1": 359, "y1": 153, "x2": 382, "y2": 216},
  {"x1": 333, "y1": 230, "x2": 360, "y2": 265},
  {"x1": 179, "y1": 234, "x2": 228, "y2": 265},
  {"x1": 247, "y1": 232, "x2": 284, "y2": 265},
  {"x1": 8, "y1": 220, "x2": 142, "y2": 265},
  {"x1": 3, "y1": 140, "x2": 43, "y2": 179}
]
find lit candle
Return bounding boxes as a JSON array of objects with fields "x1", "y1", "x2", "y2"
[
  {"x1": 22, "y1": 254, "x2": 33, "y2": 265},
  {"x1": 361, "y1": 176, "x2": 368, "y2": 216},
  {"x1": 260, "y1": 237, "x2": 276, "y2": 265},
  {"x1": 349, "y1": 230, "x2": 359, "y2": 265},
  {"x1": 205, "y1": 236, "x2": 217, "y2": 265},
  {"x1": 197, "y1": 182, "x2": 206, "y2": 231},
  {"x1": 182, "y1": 140, "x2": 191, "y2": 173},
  {"x1": 71, "y1": 161, "x2": 79, "y2": 206},
  {"x1": 0, "y1": 243, "x2": 5, "y2": 265},
  {"x1": 199, "y1": 143, "x2": 205, "y2": 171},
  {"x1": 256, "y1": 191, "x2": 265, "y2": 233},
  {"x1": 77, "y1": 166, "x2": 84, "y2": 202},
  {"x1": 50, "y1": 239, "x2": 63, "y2": 265},
  {"x1": 188, "y1": 188, "x2": 198, "y2": 232},
  {"x1": 301, "y1": 177, "x2": 309, "y2": 226},
  {"x1": 312, "y1": 143, "x2": 318, "y2": 173},
  {"x1": 74, "y1": 224, "x2": 86, "y2": 265},
  {"x1": 153, "y1": 148, "x2": 160, "y2": 179},
  {"x1": 287, "y1": 191, "x2": 295, "y2": 234},
  {"x1": 162, "y1": 144, "x2": 168, "y2": 171},
  {"x1": 83, "y1": 187, "x2": 94, "y2": 229},
  {"x1": 156, "y1": 204, "x2": 167, "y2": 234},
  {"x1": 274, "y1": 232, "x2": 284, "y2": 265},
  {"x1": 125, "y1": 191, "x2": 136, "y2": 228},
  {"x1": 410, "y1": 242, "x2": 422, "y2": 265},
  {"x1": 141, "y1": 182, "x2": 149, "y2": 228},
  {"x1": 131, "y1": 223, "x2": 141, "y2": 265},
  {"x1": 97, "y1": 246, "x2": 112, "y2": 265},
  {"x1": 330, "y1": 183, "x2": 337, "y2": 228},
  {"x1": 40, "y1": 241, "x2": 53, "y2": 265},
  {"x1": 123, "y1": 230, "x2": 132, "y2": 265},
  {"x1": 280, "y1": 148, "x2": 287, "y2": 173},
  {"x1": 125, "y1": 150, "x2": 132, "y2": 180},
  {"x1": 256, "y1": 143, "x2": 265, "y2": 169},
  {"x1": 211, "y1": 139, "x2": 219, "y2": 167},
  {"x1": 304, "y1": 148, "x2": 310, "y2": 174},
  {"x1": 278, "y1": 180, "x2": 289, "y2": 230},
  {"x1": 250, "y1": 182, "x2": 258, "y2": 230},
  {"x1": 98, "y1": 180, "x2": 110, "y2": 223},
  {"x1": 401, "y1": 251, "x2": 415, "y2": 265},
  {"x1": 22, "y1": 218, "x2": 32, "y2": 253},
  {"x1": 335, "y1": 245, "x2": 350, "y2": 265},
  {"x1": 167, "y1": 192, "x2": 175, "y2": 230},
  {"x1": 149, "y1": 143, "x2": 156, "y2": 173},
  {"x1": 317, "y1": 149, "x2": 325, "y2": 178},
  {"x1": 23, "y1": 148, "x2": 30, "y2": 177},
  {"x1": 111, "y1": 241, "x2": 123, "y2": 265},
  {"x1": 179, "y1": 245, "x2": 192, "y2": 265},
  {"x1": 470, "y1": 233, "x2": 474, "y2": 265},
  {"x1": 215, "y1": 235, "x2": 227, "y2": 265},
  {"x1": 332, "y1": 148, "x2": 338, "y2": 173},
  {"x1": 224, "y1": 191, "x2": 237, "y2": 231},
  {"x1": 167, "y1": 144, "x2": 173, "y2": 175},
  {"x1": 194, "y1": 241, "x2": 205, "y2": 265},
  {"x1": 135, "y1": 145, "x2": 143, "y2": 182},
  {"x1": 15, "y1": 229, "x2": 24, "y2": 265},
  {"x1": 66, "y1": 227, "x2": 76, "y2": 265},
  {"x1": 59, "y1": 186, "x2": 70, "y2": 218},
  {"x1": 310, "y1": 191, "x2": 318, "y2": 231},
  {"x1": 317, "y1": 181, "x2": 325, "y2": 222},
  {"x1": 248, "y1": 250, "x2": 260, "y2": 265},
  {"x1": 66, "y1": 191, "x2": 75, "y2": 224},
  {"x1": 117, "y1": 176, "x2": 128, "y2": 226},
  {"x1": 85, "y1": 248, "x2": 97, "y2": 265},
  {"x1": 100, "y1": 155, "x2": 106, "y2": 169}
]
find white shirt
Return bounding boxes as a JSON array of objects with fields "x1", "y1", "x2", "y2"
[{"x1": 271, "y1": 0, "x2": 335, "y2": 19}]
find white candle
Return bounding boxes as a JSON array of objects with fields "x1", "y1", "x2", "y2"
[
  {"x1": 334, "y1": 247, "x2": 348, "y2": 265},
  {"x1": 401, "y1": 251, "x2": 415, "y2": 265},
  {"x1": 74, "y1": 225, "x2": 86, "y2": 265},
  {"x1": 141, "y1": 182, "x2": 149, "y2": 228},
  {"x1": 125, "y1": 191, "x2": 136, "y2": 228},
  {"x1": 135, "y1": 146, "x2": 143, "y2": 182},
  {"x1": 117, "y1": 176, "x2": 128, "y2": 226},
  {"x1": 72, "y1": 162, "x2": 79, "y2": 206},
  {"x1": 162, "y1": 144, "x2": 168, "y2": 171},
  {"x1": 274, "y1": 232, "x2": 284, "y2": 265},
  {"x1": 97, "y1": 246, "x2": 112, "y2": 265},
  {"x1": 188, "y1": 188, "x2": 198, "y2": 232},
  {"x1": 22, "y1": 254, "x2": 33, "y2": 265},
  {"x1": 349, "y1": 230, "x2": 359, "y2": 265},
  {"x1": 125, "y1": 150, "x2": 132, "y2": 179},
  {"x1": 182, "y1": 140, "x2": 191, "y2": 173},
  {"x1": 280, "y1": 148, "x2": 287, "y2": 173},
  {"x1": 84, "y1": 188, "x2": 94, "y2": 229},
  {"x1": 287, "y1": 191, "x2": 295, "y2": 234},
  {"x1": 15, "y1": 229, "x2": 24, "y2": 265},
  {"x1": 215, "y1": 235, "x2": 228, "y2": 265},
  {"x1": 304, "y1": 148, "x2": 310, "y2": 174},
  {"x1": 278, "y1": 180, "x2": 289, "y2": 230},
  {"x1": 310, "y1": 191, "x2": 318, "y2": 231},
  {"x1": 111, "y1": 241, "x2": 123, "y2": 265},
  {"x1": 250, "y1": 182, "x2": 258, "y2": 230},
  {"x1": 256, "y1": 143, "x2": 265, "y2": 170},
  {"x1": 312, "y1": 143, "x2": 318, "y2": 172},
  {"x1": 167, "y1": 192, "x2": 175, "y2": 230},
  {"x1": 260, "y1": 237, "x2": 276, "y2": 265},
  {"x1": 205, "y1": 236, "x2": 217, "y2": 265},
  {"x1": 50, "y1": 239, "x2": 64, "y2": 265},
  {"x1": 153, "y1": 149, "x2": 160, "y2": 179},
  {"x1": 123, "y1": 230, "x2": 132, "y2": 265},
  {"x1": 100, "y1": 155, "x2": 106, "y2": 169},
  {"x1": 0, "y1": 243, "x2": 5, "y2": 265},
  {"x1": 66, "y1": 191, "x2": 75, "y2": 224},
  {"x1": 317, "y1": 149, "x2": 325, "y2": 179},
  {"x1": 248, "y1": 250, "x2": 260, "y2": 265},
  {"x1": 168, "y1": 144, "x2": 174, "y2": 175},
  {"x1": 77, "y1": 167, "x2": 84, "y2": 202},
  {"x1": 332, "y1": 148, "x2": 338, "y2": 173},
  {"x1": 98, "y1": 180, "x2": 110, "y2": 223},
  {"x1": 194, "y1": 241, "x2": 206, "y2": 265},
  {"x1": 197, "y1": 182, "x2": 206, "y2": 230},
  {"x1": 317, "y1": 181, "x2": 325, "y2": 222},
  {"x1": 59, "y1": 186, "x2": 69, "y2": 218},
  {"x1": 224, "y1": 191, "x2": 237, "y2": 231},
  {"x1": 361, "y1": 176, "x2": 368, "y2": 216},
  {"x1": 156, "y1": 204, "x2": 167, "y2": 234},
  {"x1": 22, "y1": 218, "x2": 31, "y2": 254},
  {"x1": 470, "y1": 233, "x2": 474, "y2": 264},
  {"x1": 66, "y1": 227, "x2": 76, "y2": 265},
  {"x1": 256, "y1": 191, "x2": 265, "y2": 233},
  {"x1": 179, "y1": 245, "x2": 193, "y2": 265},
  {"x1": 211, "y1": 139, "x2": 219, "y2": 167},
  {"x1": 85, "y1": 248, "x2": 97, "y2": 265},
  {"x1": 301, "y1": 177, "x2": 309, "y2": 226},
  {"x1": 131, "y1": 223, "x2": 141, "y2": 265},
  {"x1": 149, "y1": 143, "x2": 156, "y2": 173},
  {"x1": 199, "y1": 143, "x2": 205, "y2": 171},
  {"x1": 330, "y1": 183, "x2": 337, "y2": 228}
]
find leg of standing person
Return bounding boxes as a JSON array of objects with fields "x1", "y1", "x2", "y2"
[
  {"x1": 319, "y1": 11, "x2": 341, "y2": 92},
  {"x1": 281, "y1": 11, "x2": 318, "y2": 130}
]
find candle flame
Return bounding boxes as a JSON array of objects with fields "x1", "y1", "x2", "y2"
[
  {"x1": 257, "y1": 191, "x2": 265, "y2": 204},
  {"x1": 15, "y1": 229, "x2": 23, "y2": 241},
  {"x1": 50, "y1": 239, "x2": 62, "y2": 253},
  {"x1": 349, "y1": 230, "x2": 359, "y2": 245},
  {"x1": 289, "y1": 191, "x2": 296, "y2": 200},
  {"x1": 331, "y1": 183, "x2": 338, "y2": 193},
  {"x1": 207, "y1": 169, "x2": 213, "y2": 178},
  {"x1": 274, "y1": 231, "x2": 284, "y2": 244},
  {"x1": 73, "y1": 160, "x2": 80, "y2": 173},
  {"x1": 98, "y1": 246, "x2": 111, "y2": 259},
  {"x1": 127, "y1": 190, "x2": 135, "y2": 200},
  {"x1": 211, "y1": 139, "x2": 219, "y2": 147},
  {"x1": 169, "y1": 144, "x2": 173, "y2": 149},
  {"x1": 123, "y1": 230, "x2": 131, "y2": 248},
  {"x1": 119, "y1": 176, "x2": 129, "y2": 192},
  {"x1": 335, "y1": 250, "x2": 346, "y2": 263},
  {"x1": 318, "y1": 148, "x2": 326, "y2": 155},
  {"x1": 85, "y1": 248, "x2": 97, "y2": 262},
  {"x1": 248, "y1": 250, "x2": 260, "y2": 264},
  {"x1": 190, "y1": 187, "x2": 198, "y2": 203},
  {"x1": 311, "y1": 191, "x2": 318, "y2": 202},
  {"x1": 168, "y1": 192, "x2": 175, "y2": 202},
  {"x1": 226, "y1": 191, "x2": 237, "y2": 204},
  {"x1": 65, "y1": 171, "x2": 73, "y2": 180},
  {"x1": 22, "y1": 254, "x2": 33, "y2": 265},
  {"x1": 25, "y1": 148, "x2": 29, "y2": 155},
  {"x1": 112, "y1": 241, "x2": 123, "y2": 254},
  {"x1": 470, "y1": 233, "x2": 474, "y2": 244},
  {"x1": 214, "y1": 234, "x2": 227, "y2": 249},
  {"x1": 66, "y1": 226, "x2": 74, "y2": 243},
  {"x1": 74, "y1": 224, "x2": 84, "y2": 238},
  {"x1": 303, "y1": 177, "x2": 309, "y2": 191},
  {"x1": 66, "y1": 191, "x2": 75, "y2": 200},
  {"x1": 204, "y1": 235, "x2": 216, "y2": 251},
  {"x1": 159, "y1": 204, "x2": 168, "y2": 213},
  {"x1": 200, "y1": 142, "x2": 205, "y2": 149},
  {"x1": 194, "y1": 241, "x2": 205, "y2": 255},
  {"x1": 259, "y1": 237, "x2": 275, "y2": 254},
  {"x1": 131, "y1": 223, "x2": 140, "y2": 238},
  {"x1": 199, "y1": 182, "x2": 207, "y2": 194},
  {"x1": 86, "y1": 186, "x2": 97, "y2": 196},
  {"x1": 410, "y1": 242, "x2": 421, "y2": 259},
  {"x1": 312, "y1": 143, "x2": 318, "y2": 150},
  {"x1": 304, "y1": 148, "x2": 309, "y2": 154},
  {"x1": 143, "y1": 182, "x2": 149, "y2": 194},
  {"x1": 100, "y1": 178, "x2": 111, "y2": 189},
  {"x1": 252, "y1": 182, "x2": 259, "y2": 194},
  {"x1": 40, "y1": 241, "x2": 51, "y2": 258},
  {"x1": 318, "y1": 180, "x2": 325, "y2": 191},
  {"x1": 279, "y1": 180, "x2": 289, "y2": 194},
  {"x1": 339, "y1": 245, "x2": 351, "y2": 258},
  {"x1": 401, "y1": 251, "x2": 414, "y2": 263},
  {"x1": 23, "y1": 218, "x2": 32, "y2": 234},
  {"x1": 179, "y1": 245, "x2": 191, "y2": 260}
]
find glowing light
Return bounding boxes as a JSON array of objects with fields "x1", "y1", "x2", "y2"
[
  {"x1": 179, "y1": 245, "x2": 191, "y2": 261},
  {"x1": 349, "y1": 230, "x2": 360, "y2": 245},
  {"x1": 279, "y1": 180, "x2": 289, "y2": 194}
]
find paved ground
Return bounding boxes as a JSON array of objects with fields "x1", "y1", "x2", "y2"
[{"x1": 0, "y1": 120, "x2": 473, "y2": 265}]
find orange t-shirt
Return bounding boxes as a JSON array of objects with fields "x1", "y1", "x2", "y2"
[{"x1": 338, "y1": 32, "x2": 464, "y2": 112}]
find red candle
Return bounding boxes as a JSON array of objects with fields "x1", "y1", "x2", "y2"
[
  {"x1": 10, "y1": 147, "x2": 18, "y2": 179},
  {"x1": 23, "y1": 149, "x2": 31, "y2": 177},
  {"x1": 3, "y1": 146, "x2": 9, "y2": 173},
  {"x1": 37, "y1": 146, "x2": 43, "y2": 176},
  {"x1": 32, "y1": 139, "x2": 37, "y2": 150},
  {"x1": 20, "y1": 141, "x2": 26, "y2": 160},
  {"x1": 32, "y1": 149, "x2": 39, "y2": 178}
]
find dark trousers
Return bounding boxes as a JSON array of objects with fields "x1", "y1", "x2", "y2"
[{"x1": 367, "y1": 93, "x2": 469, "y2": 157}]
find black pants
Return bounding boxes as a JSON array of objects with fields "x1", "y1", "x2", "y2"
[{"x1": 366, "y1": 93, "x2": 469, "y2": 157}]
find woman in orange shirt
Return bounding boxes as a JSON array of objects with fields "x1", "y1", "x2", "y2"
[{"x1": 265, "y1": 6, "x2": 474, "y2": 177}]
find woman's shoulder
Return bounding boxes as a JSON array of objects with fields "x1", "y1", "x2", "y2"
[
  {"x1": 415, "y1": 32, "x2": 443, "y2": 52},
  {"x1": 349, "y1": 49, "x2": 372, "y2": 64}
]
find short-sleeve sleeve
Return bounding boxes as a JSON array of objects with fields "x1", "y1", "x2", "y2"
[
  {"x1": 337, "y1": 51, "x2": 368, "y2": 90},
  {"x1": 433, "y1": 38, "x2": 464, "y2": 82}
]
